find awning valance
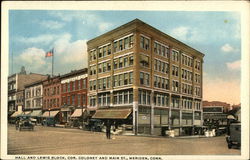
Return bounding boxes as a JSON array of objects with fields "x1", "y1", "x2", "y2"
[
  {"x1": 11, "y1": 111, "x2": 23, "y2": 117},
  {"x1": 30, "y1": 110, "x2": 42, "y2": 117},
  {"x1": 41, "y1": 111, "x2": 59, "y2": 118},
  {"x1": 203, "y1": 113, "x2": 227, "y2": 120},
  {"x1": 92, "y1": 109, "x2": 132, "y2": 119},
  {"x1": 71, "y1": 109, "x2": 85, "y2": 118}
]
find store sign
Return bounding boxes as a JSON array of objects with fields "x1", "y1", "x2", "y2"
[{"x1": 61, "y1": 74, "x2": 87, "y2": 84}]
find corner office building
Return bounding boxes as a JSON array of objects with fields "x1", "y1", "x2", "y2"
[{"x1": 87, "y1": 19, "x2": 204, "y2": 136}]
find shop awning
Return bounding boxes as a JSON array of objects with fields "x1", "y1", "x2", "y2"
[
  {"x1": 41, "y1": 111, "x2": 59, "y2": 118},
  {"x1": 30, "y1": 110, "x2": 42, "y2": 117},
  {"x1": 11, "y1": 111, "x2": 23, "y2": 117},
  {"x1": 203, "y1": 113, "x2": 227, "y2": 120},
  {"x1": 92, "y1": 109, "x2": 132, "y2": 119},
  {"x1": 22, "y1": 111, "x2": 32, "y2": 116},
  {"x1": 71, "y1": 109, "x2": 85, "y2": 118}
]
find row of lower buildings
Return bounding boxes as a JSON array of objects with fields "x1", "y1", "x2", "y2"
[
  {"x1": 8, "y1": 19, "x2": 205, "y2": 136},
  {"x1": 8, "y1": 68, "x2": 88, "y2": 125}
]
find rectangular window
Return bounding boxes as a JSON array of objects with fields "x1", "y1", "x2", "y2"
[
  {"x1": 140, "y1": 36, "x2": 144, "y2": 49},
  {"x1": 129, "y1": 35, "x2": 134, "y2": 47},
  {"x1": 107, "y1": 44, "x2": 111, "y2": 55},
  {"x1": 67, "y1": 96, "x2": 70, "y2": 105},
  {"x1": 103, "y1": 63, "x2": 106, "y2": 72},
  {"x1": 129, "y1": 91, "x2": 133, "y2": 103},
  {"x1": 99, "y1": 48, "x2": 102, "y2": 58},
  {"x1": 129, "y1": 56, "x2": 134, "y2": 66},
  {"x1": 114, "y1": 42, "x2": 117, "y2": 52},
  {"x1": 107, "y1": 62, "x2": 111, "y2": 71},
  {"x1": 154, "y1": 59, "x2": 157, "y2": 70},
  {"x1": 103, "y1": 46, "x2": 106, "y2": 57},
  {"x1": 124, "y1": 73, "x2": 129, "y2": 85},
  {"x1": 89, "y1": 81, "x2": 93, "y2": 90},
  {"x1": 140, "y1": 72, "x2": 144, "y2": 85},
  {"x1": 119, "y1": 40, "x2": 123, "y2": 50},
  {"x1": 119, "y1": 92, "x2": 123, "y2": 104},
  {"x1": 98, "y1": 64, "x2": 102, "y2": 73},
  {"x1": 114, "y1": 59, "x2": 118, "y2": 69},
  {"x1": 107, "y1": 77, "x2": 110, "y2": 88},
  {"x1": 129, "y1": 72, "x2": 133, "y2": 84},
  {"x1": 157, "y1": 60, "x2": 161, "y2": 72},
  {"x1": 154, "y1": 76, "x2": 157, "y2": 87},
  {"x1": 140, "y1": 54, "x2": 149, "y2": 67},
  {"x1": 124, "y1": 91, "x2": 128, "y2": 104},
  {"x1": 114, "y1": 75, "x2": 118, "y2": 87},
  {"x1": 145, "y1": 38, "x2": 149, "y2": 50},
  {"x1": 67, "y1": 83, "x2": 70, "y2": 92},
  {"x1": 145, "y1": 73, "x2": 149, "y2": 86},
  {"x1": 114, "y1": 93, "x2": 118, "y2": 104},
  {"x1": 124, "y1": 57, "x2": 128, "y2": 67},
  {"x1": 125, "y1": 37, "x2": 129, "y2": 49},
  {"x1": 103, "y1": 78, "x2": 106, "y2": 89},
  {"x1": 147, "y1": 92, "x2": 151, "y2": 105},
  {"x1": 157, "y1": 77, "x2": 161, "y2": 88},
  {"x1": 119, "y1": 74, "x2": 124, "y2": 86},
  {"x1": 142, "y1": 91, "x2": 146, "y2": 104},
  {"x1": 119, "y1": 57, "x2": 123, "y2": 68}
]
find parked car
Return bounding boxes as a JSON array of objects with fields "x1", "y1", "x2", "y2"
[
  {"x1": 16, "y1": 119, "x2": 34, "y2": 131},
  {"x1": 226, "y1": 122, "x2": 241, "y2": 149},
  {"x1": 42, "y1": 118, "x2": 56, "y2": 127},
  {"x1": 86, "y1": 119, "x2": 103, "y2": 132}
]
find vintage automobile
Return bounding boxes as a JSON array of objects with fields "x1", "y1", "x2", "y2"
[
  {"x1": 42, "y1": 117, "x2": 56, "y2": 127},
  {"x1": 16, "y1": 118, "x2": 34, "y2": 131},
  {"x1": 86, "y1": 119, "x2": 103, "y2": 132},
  {"x1": 226, "y1": 122, "x2": 241, "y2": 149}
]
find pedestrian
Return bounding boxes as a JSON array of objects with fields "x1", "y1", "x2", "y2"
[{"x1": 106, "y1": 119, "x2": 111, "y2": 139}]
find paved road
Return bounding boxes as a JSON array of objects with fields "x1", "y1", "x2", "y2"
[{"x1": 8, "y1": 125, "x2": 240, "y2": 155}]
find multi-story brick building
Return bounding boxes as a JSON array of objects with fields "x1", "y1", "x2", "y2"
[
  {"x1": 8, "y1": 67, "x2": 48, "y2": 119},
  {"x1": 60, "y1": 69, "x2": 88, "y2": 124},
  {"x1": 42, "y1": 76, "x2": 61, "y2": 123},
  {"x1": 87, "y1": 19, "x2": 204, "y2": 136},
  {"x1": 24, "y1": 78, "x2": 48, "y2": 122}
]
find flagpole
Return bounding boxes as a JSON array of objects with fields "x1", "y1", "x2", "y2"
[{"x1": 52, "y1": 48, "x2": 54, "y2": 77}]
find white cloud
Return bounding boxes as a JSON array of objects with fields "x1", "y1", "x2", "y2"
[
  {"x1": 14, "y1": 47, "x2": 51, "y2": 74},
  {"x1": 16, "y1": 34, "x2": 57, "y2": 45},
  {"x1": 221, "y1": 43, "x2": 237, "y2": 53},
  {"x1": 226, "y1": 60, "x2": 241, "y2": 71},
  {"x1": 50, "y1": 34, "x2": 88, "y2": 72},
  {"x1": 49, "y1": 11, "x2": 99, "y2": 25},
  {"x1": 40, "y1": 20, "x2": 65, "y2": 30},
  {"x1": 171, "y1": 26, "x2": 189, "y2": 41},
  {"x1": 170, "y1": 26, "x2": 203, "y2": 43},
  {"x1": 98, "y1": 22, "x2": 113, "y2": 32}
]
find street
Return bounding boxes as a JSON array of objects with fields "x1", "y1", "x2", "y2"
[{"x1": 8, "y1": 125, "x2": 240, "y2": 155}]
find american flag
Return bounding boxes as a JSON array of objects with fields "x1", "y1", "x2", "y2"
[{"x1": 45, "y1": 48, "x2": 54, "y2": 57}]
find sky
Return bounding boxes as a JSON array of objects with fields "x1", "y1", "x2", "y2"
[{"x1": 9, "y1": 10, "x2": 241, "y2": 105}]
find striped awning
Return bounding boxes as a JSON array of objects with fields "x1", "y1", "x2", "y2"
[
  {"x1": 71, "y1": 109, "x2": 85, "y2": 118},
  {"x1": 30, "y1": 110, "x2": 42, "y2": 117},
  {"x1": 92, "y1": 109, "x2": 132, "y2": 119},
  {"x1": 41, "y1": 111, "x2": 59, "y2": 118},
  {"x1": 22, "y1": 111, "x2": 32, "y2": 116},
  {"x1": 11, "y1": 111, "x2": 23, "y2": 117}
]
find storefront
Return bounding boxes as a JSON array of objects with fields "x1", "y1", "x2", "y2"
[
  {"x1": 92, "y1": 108, "x2": 133, "y2": 132},
  {"x1": 41, "y1": 110, "x2": 60, "y2": 124}
]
